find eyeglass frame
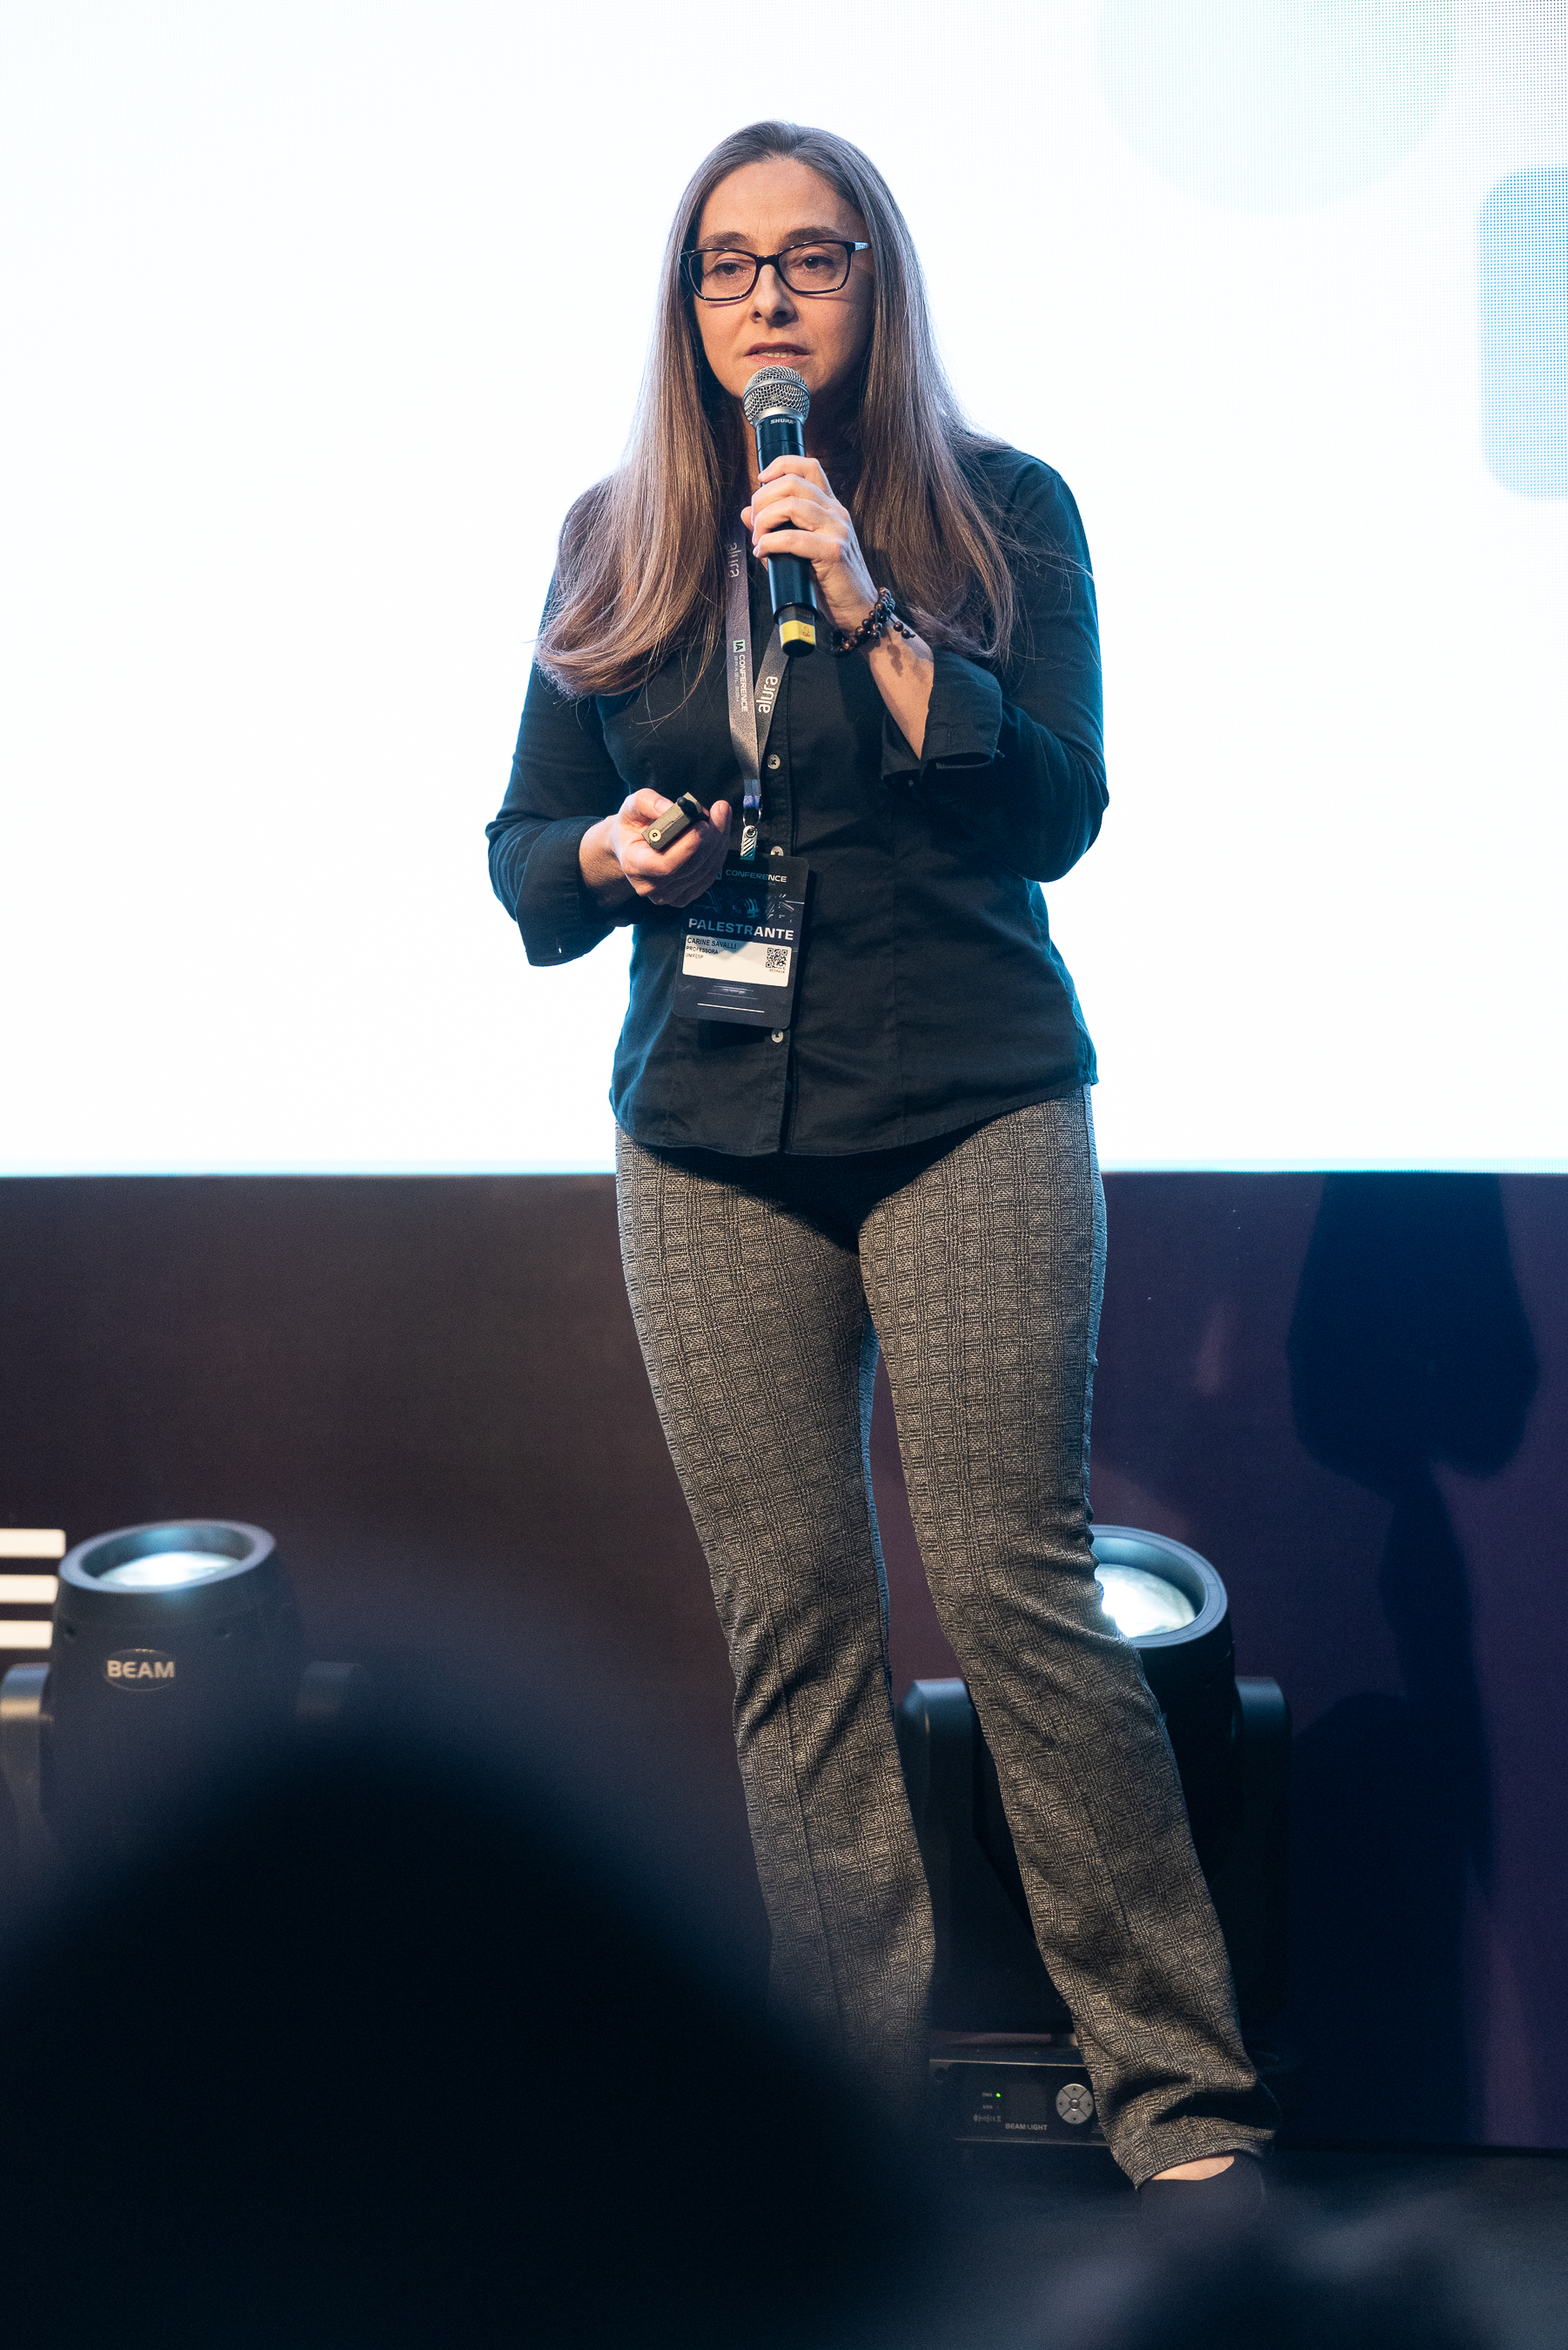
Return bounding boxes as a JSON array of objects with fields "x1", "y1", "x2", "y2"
[{"x1": 681, "y1": 240, "x2": 871, "y2": 304}]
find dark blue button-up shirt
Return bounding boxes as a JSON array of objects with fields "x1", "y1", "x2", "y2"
[{"x1": 486, "y1": 447, "x2": 1106, "y2": 1157}]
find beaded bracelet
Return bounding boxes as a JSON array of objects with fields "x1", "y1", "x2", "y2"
[{"x1": 832, "y1": 587, "x2": 915, "y2": 655}]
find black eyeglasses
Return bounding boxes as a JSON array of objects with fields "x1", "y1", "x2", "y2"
[{"x1": 682, "y1": 240, "x2": 870, "y2": 304}]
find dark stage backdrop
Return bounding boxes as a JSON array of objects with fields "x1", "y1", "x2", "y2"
[{"x1": 2, "y1": 1172, "x2": 1562, "y2": 2148}]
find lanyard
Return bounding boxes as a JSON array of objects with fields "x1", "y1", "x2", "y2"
[{"x1": 724, "y1": 535, "x2": 786, "y2": 864}]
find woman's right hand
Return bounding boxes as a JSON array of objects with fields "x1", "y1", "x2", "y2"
[{"x1": 579, "y1": 789, "x2": 733, "y2": 910}]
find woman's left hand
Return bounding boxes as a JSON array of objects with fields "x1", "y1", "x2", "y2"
[{"x1": 742, "y1": 457, "x2": 879, "y2": 635}]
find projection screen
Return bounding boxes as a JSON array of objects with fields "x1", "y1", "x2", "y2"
[{"x1": 3, "y1": 2, "x2": 1563, "y2": 1173}]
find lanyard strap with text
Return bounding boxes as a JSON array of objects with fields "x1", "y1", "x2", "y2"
[{"x1": 724, "y1": 535, "x2": 785, "y2": 864}]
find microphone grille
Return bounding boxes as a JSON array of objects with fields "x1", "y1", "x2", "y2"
[{"x1": 742, "y1": 365, "x2": 811, "y2": 426}]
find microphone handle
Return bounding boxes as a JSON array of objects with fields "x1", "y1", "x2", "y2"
[{"x1": 754, "y1": 413, "x2": 818, "y2": 655}]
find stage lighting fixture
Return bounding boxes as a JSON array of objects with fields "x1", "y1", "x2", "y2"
[
  {"x1": 1087, "y1": 1528, "x2": 1243, "y2": 1878},
  {"x1": 92, "y1": 1547, "x2": 245, "y2": 1590},
  {"x1": 897, "y1": 1526, "x2": 1290, "y2": 2082},
  {"x1": 1094, "y1": 1561, "x2": 1194, "y2": 1637},
  {"x1": 0, "y1": 1520, "x2": 361, "y2": 1875}
]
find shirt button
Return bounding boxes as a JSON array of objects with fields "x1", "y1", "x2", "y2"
[
  {"x1": 771, "y1": 1031, "x2": 785, "y2": 1044},
  {"x1": 766, "y1": 754, "x2": 781, "y2": 769},
  {"x1": 769, "y1": 845, "x2": 784, "y2": 858}
]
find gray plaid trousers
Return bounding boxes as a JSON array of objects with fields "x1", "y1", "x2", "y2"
[{"x1": 615, "y1": 1092, "x2": 1276, "y2": 2184}]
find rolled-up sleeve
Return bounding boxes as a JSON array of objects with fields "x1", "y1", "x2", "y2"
[
  {"x1": 486, "y1": 659, "x2": 628, "y2": 967},
  {"x1": 886, "y1": 460, "x2": 1108, "y2": 885}
]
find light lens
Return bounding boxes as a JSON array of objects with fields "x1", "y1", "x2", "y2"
[
  {"x1": 95, "y1": 1550, "x2": 236, "y2": 1591},
  {"x1": 1095, "y1": 1565, "x2": 1196, "y2": 1638}
]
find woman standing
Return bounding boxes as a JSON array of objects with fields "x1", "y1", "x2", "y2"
[{"x1": 488, "y1": 121, "x2": 1276, "y2": 2197}]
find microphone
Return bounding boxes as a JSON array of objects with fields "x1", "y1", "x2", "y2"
[{"x1": 741, "y1": 365, "x2": 817, "y2": 657}]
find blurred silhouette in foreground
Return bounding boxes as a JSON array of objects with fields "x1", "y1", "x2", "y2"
[
  {"x1": 0, "y1": 1668, "x2": 949, "y2": 2350},
  {"x1": 1045, "y1": 2203, "x2": 1498, "y2": 2350}
]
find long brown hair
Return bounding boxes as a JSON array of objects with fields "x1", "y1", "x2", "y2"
[{"x1": 536, "y1": 121, "x2": 1018, "y2": 699}]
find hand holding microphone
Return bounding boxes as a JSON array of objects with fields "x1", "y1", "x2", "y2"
[
  {"x1": 741, "y1": 363, "x2": 934, "y2": 760},
  {"x1": 744, "y1": 460, "x2": 881, "y2": 637},
  {"x1": 740, "y1": 365, "x2": 881, "y2": 646},
  {"x1": 613, "y1": 365, "x2": 893, "y2": 874},
  {"x1": 635, "y1": 363, "x2": 843, "y2": 861}
]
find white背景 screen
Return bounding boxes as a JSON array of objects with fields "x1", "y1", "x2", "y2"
[{"x1": 2, "y1": 1, "x2": 1562, "y2": 1173}]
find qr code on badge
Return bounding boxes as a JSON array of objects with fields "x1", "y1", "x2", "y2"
[{"x1": 765, "y1": 946, "x2": 788, "y2": 972}]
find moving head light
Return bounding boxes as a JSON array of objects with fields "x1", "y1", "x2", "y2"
[
  {"x1": 0, "y1": 1520, "x2": 357, "y2": 1877},
  {"x1": 897, "y1": 1526, "x2": 1290, "y2": 2040}
]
